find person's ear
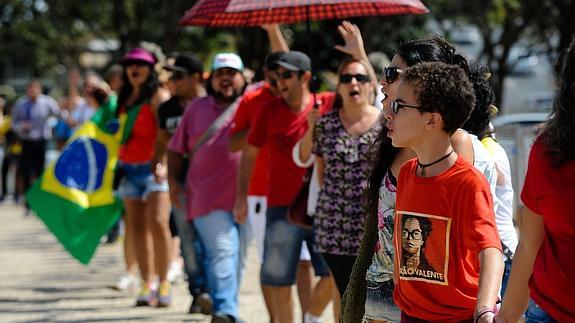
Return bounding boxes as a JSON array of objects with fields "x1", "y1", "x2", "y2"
[{"x1": 426, "y1": 112, "x2": 443, "y2": 130}]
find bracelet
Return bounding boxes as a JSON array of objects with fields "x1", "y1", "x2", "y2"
[{"x1": 473, "y1": 308, "x2": 495, "y2": 323}]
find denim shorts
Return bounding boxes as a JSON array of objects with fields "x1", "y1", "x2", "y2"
[
  {"x1": 260, "y1": 206, "x2": 330, "y2": 286},
  {"x1": 364, "y1": 279, "x2": 401, "y2": 321},
  {"x1": 117, "y1": 162, "x2": 168, "y2": 200},
  {"x1": 525, "y1": 299, "x2": 557, "y2": 323}
]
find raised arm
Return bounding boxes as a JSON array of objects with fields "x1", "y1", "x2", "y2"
[
  {"x1": 262, "y1": 24, "x2": 289, "y2": 52},
  {"x1": 334, "y1": 21, "x2": 377, "y2": 88}
]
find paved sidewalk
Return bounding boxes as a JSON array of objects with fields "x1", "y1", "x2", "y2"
[{"x1": 0, "y1": 202, "x2": 335, "y2": 323}]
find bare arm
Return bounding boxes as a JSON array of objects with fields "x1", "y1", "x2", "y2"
[
  {"x1": 233, "y1": 144, "x2": 260, "y2": 223},
  {"x1": 229, "y1": 130, "x2": 248, "y2": 152},
  {"x1": 334, "y1": 21, "x2": 378, "y2": 88},
  {"x1": 151, "y1": 129, "x2": 170, "y2": 182},
  {"x1": 475, "y1": 247, "x2": 504, "y2": 322},
  {"x1": 262, "y1": 24, "x2": 289, "y2": 52},
  {"x1": 299, "y1": 107, "x2": 321, "y2": 163},
  {"x1": 316, "y1": 156, "x2": 325, "y2": 187},
  {"x1": 495, "y1": 207, "x2": 545, "y2": 323}
]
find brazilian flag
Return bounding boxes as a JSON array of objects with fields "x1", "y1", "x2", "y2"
[{"x1": 26, "y1": 96, "x2": 139, "y2": 264}]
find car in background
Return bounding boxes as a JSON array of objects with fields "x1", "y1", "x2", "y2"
[{"x1": 449, "y1": 25, "x2": 481, "y2": 45}]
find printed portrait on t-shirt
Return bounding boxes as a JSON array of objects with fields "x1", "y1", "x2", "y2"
[{"x1": 396, "y1": 211, "x2": 451, "y2": 285}]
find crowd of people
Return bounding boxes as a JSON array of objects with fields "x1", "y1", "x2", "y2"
[{"x1": 0, "y1": 21, "x2": 573, "y2": 323}]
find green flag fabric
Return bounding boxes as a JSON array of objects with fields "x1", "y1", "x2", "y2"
[{"x1": 26, "y1": 96, "x2": 136, "y2": 264}]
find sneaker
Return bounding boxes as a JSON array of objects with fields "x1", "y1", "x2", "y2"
[
  {"x1": 156, "y1": 281, "x2": 172, "y2": 308},
  {"x1": 189, "y1": 292, "x2": 213, "y2": 314},
  {"x1": 114, "y1": 273, "x2": 139, "y2": 291},
  {"x1": 211, "y1": 313, "x2": 245, "y2": 323},
  {"x1": 135, "y1": 283, "x2": 158, "y2": 307},
  {"x1": 166, "y1": 261, "x2": 184, "y2": 284}
]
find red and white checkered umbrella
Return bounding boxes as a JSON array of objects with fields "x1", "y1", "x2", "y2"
[{"x1": 180, "y1": 0, "x2": 429, "y2": 27}]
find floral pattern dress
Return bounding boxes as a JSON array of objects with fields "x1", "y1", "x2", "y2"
[{"x1": 312, "y1": 109, "x2": 381, "y2": 256}]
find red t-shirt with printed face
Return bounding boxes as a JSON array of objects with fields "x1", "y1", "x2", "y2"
[
  {"x1": 230, "y1": 82, "x2": 276, "y2": 196},
  {"x1": 393, "y1": 155, "x2": 502, "y2": 321},
  {"x1": 521, "y1": 139, "x2": 575, "y2": 321},
  {"x1": 247, "y1": 92, "x2": 335, "y2": 207}
]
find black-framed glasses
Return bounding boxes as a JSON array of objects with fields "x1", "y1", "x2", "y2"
[
  {"x1": 401, "y1": 229, "x2": 423, "y2": 240},
  {"x1": 170, "y1": 71, "x2": 189, "y2": 81},
  {"x1": 391, "y1": 100, "x2": 422, "y2": 114},
  {"x1": 278, "y1": 70, "x2": 295, "y2": 80},
  {"x1": 339, "y1": 73, "x2": 370, "y2": 84},
  {"x1": 382, "y1": 67, "x2": 402, "y2": 84}
]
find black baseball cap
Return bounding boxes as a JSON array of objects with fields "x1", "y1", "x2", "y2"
[
  {"x1": 264, "y1": 51, "x2": 285, "y2": 71},
  {"x1": 164, "y1": 53, "x2": 203, "y2": 74},
  {"x1": 275, "y1": 51, "x2": 311, "y2": 72}
]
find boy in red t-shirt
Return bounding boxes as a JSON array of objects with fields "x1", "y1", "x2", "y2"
[{"x1": 384, "y1": 62, "x2": 503, "y2": 322}]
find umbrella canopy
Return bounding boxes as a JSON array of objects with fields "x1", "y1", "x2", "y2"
[{"x1": 180, "y1": 0, "x2": 429, "y2": 27}]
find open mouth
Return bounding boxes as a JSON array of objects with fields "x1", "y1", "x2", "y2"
[
  {"x1": 130, "y1": 72, "x2": 140, "y2": 79},
  {"x1": 349, "y1": 90, "x2": 360, "y2": 98}
]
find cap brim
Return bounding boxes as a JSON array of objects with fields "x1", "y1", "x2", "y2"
[
  {"x1": 163, "y1": 64, "x2": 188, "y2": 73},
  {"x1": 276, "y1": 62, "x2": 302, "y2": 72}
]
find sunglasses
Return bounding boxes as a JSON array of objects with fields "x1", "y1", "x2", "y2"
[
  {"x1": 382, "y1": 67, "x2": 402, "y2": 84},
  {"x1": 339, "y1": 73, "x2": 370, "y2": 84},
  {"x1": 170, "y1": 71, "x2": 189, "y2": 81},
  {"x1": 277, "y1": 70, "x2": 296, "y2": 80},
  {"x1": 391, "y1": 100, "x2": 422, "y2": 114},
  {"x1": 125, "y1": 60, "x2": 149, "y2": 67}
]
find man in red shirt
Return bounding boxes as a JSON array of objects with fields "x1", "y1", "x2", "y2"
[
  {"x1": 234, "y1": 51, "x2": 333, "y2": 323},
  {"x1": 384, "y1": 62, "x2": 503, "y2": 322}
]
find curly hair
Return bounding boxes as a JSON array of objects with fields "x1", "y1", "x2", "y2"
[
  {"x1": 365, "y1": 36, "x2": 470, "y2": 223},
  {"x1": 541, "y1": 37, "x2": 575, "y2": 167},
  {"x1": 402, "y1": 62, "x2": 475, "y2": 134},
  {"x1": 462, "y1": 63, "x2": 495, "y2": 139}
]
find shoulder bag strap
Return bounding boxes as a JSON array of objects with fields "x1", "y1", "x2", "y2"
[{"x1": 190, "y1": 98, "x2": 240, "y2": 158}]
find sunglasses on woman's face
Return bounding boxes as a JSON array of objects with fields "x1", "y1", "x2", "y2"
[
  {"x1": 382, "y1": 67, "x2": 402, "y2": 84},
  {"x1": 126, "y1": 60, "x2": 149, "y2": 67},
  {"x1": 339, "y1": 73, "x2": 371, "y2": 84}
]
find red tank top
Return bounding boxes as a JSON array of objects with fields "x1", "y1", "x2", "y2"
[{"x1": 119, "y1": 103, "x2": 157, "y2": 163}]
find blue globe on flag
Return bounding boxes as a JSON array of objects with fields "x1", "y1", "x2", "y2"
[{"x1": 54, "y1": 137, "x2": 108, "y2": 193}]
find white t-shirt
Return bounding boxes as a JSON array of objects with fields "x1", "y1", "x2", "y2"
[
  {"x1": 292, "y1": 140, "x2": 320, "y2": 215},
  {"x1": 482, "y1": 137, "x2": 518, "y2": 259}
]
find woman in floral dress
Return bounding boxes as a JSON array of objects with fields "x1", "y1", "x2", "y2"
[{"x1": 312, "y1": 58, "x2": 381, "y2": 298}]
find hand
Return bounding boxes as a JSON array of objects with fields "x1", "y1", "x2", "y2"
[
  {"x1": 168, "y1": 180, "x2": 183, "y2": 210},
  {"x1": 477, "y1": 311, "x2": 495, "y2": 323},
  {"x1": 152, "y1": 163, "x2": 167, "y2": 183},
  {"x1": 21, "y1": 121, "x2": 33, "y2": 131},
  {"x1": 307, "y1": 108, "x2": 321, "y2": 129},
  {"x1": 261, "y1": 23, "x2": 280, "y2": 32},
  {"x1": 334, "y1": 21, "x2": 367, "y2": 60},
  {"x1": 68, "y1": 68, "x2": 81, "y2": 85},
  {"x1": 233, "y1": 197, "x2": 248, "y2": 224}
]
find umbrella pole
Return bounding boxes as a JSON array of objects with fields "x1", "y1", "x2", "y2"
[{"x1": 305, "y1": 5, "x2": 319, "y2": 108}]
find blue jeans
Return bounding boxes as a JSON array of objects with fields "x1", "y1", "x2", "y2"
[
  {"x1": 260, "y1": 207, "x2": 330, "y2": 286},
  {"x1": 193, "y1": 210, "x2": 249, "y2": 318},
  {"x1": 525, "y1": 299, "x2": 557, "y2": 323},
  {"x1": 500, "y1": 258, "x2": 513, "y2": 297},
  {"x1": 172, "y1": 196, "x2": 208, "y2": 295}
]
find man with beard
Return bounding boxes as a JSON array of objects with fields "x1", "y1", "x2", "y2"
[{"x1": 168, "y1": 53, "x2": 247, "y2": 323}]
